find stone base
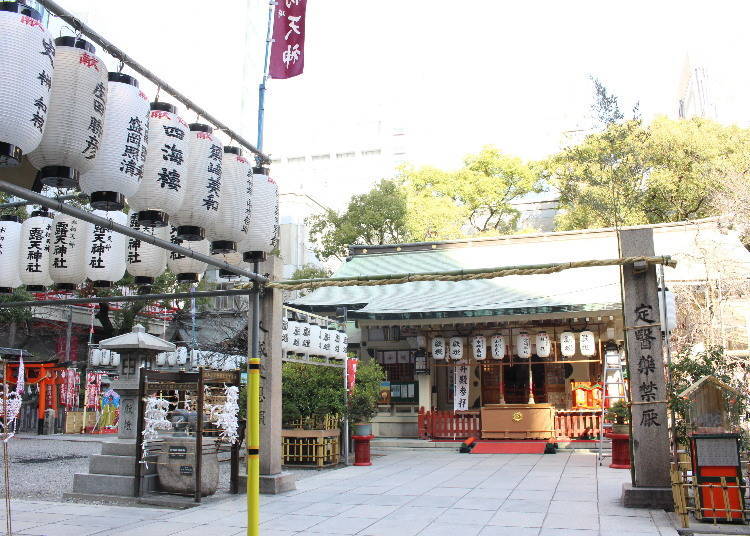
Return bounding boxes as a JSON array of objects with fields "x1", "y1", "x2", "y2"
[
  {"x1": 622, "y1": 482, "x2": 674, "y2": 510},
  {"x1": 237, "y1": 472, "x2": 296, "y2": 494}
]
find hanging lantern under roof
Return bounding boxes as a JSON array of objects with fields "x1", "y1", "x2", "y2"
[
  {"x1": 431, "y1": 336, "x2": 445, "y2": 360},
  {"x1": 79, "y1": 72, "x2": 150, "y2": 210},
  {"x1": 171, "y1": 124, "x2": 223, "y2": 241},
  {"x1": 85, "y1": 209, "x2": 128, "y2": 287},
  {"x1": 449, "y1": 337, "x2": 464, "y2": 361},
  {"x1": 560, "y1": 331, "x2": 576, "y2": 357},
  {"x1": 28, "y1": 36, "x2": 108, "y2": 188},
  {"x1": 128, "y1": 102, "x2": 189, "y2": 227},
  {"x1": 19, "y1": 208, "x2": 53, "y2": 291},
  {"x1": 207, "y1": 147, "x2": 252, "y2": 254},
  {"x1": 516, "y1": 331, "x2": 531, "y2": 359},
  {"x1": 166, "y1": 226, "x2": 209, "y2": 283},
  {"x1": 49, "y1": 212, "x2": 89, "y2": 290},
  {"x1": 0, "y1": 3, "x2": 54, "y2": 167},
  {"x1": 281, "y1": 317, "x2": 290, "y2": 352},
  {"x1": 490, "y1": 335, "x2": 506, "y2": 360},
  {"x1": 472, "y1": 335, "x2": 487, "y2": 361},
  {"x1": 238, "y1": 167, "x2": 278, "y2": 262},
  {"x1": 307, "y1": 323, "x2": 321, "y2": 356},
  {"x1": 127, "y1": 213, "x2": 168, "y2": 287},
  {"x1": 580, "y1": 330, "x2": 597, "y2": 357},
  {"x1": 0, "y1": 215, "x2": 23, "y2": 293},
  {"x1": 536, "y1": 331, "x2": 551, "y2": 358}
]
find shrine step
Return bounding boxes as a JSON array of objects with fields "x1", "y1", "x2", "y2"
[
  {"x1": 72, "y1": 473, "x2": 158, "y2": 497},
  {"x1": 101, "y1": 440, "x2": 137, "y2": 457},
  {"x1": 89, "y1": 454, "x2": 156, "y2": 476}
]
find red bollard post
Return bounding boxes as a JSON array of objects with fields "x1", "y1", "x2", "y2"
[
  {"x1": 352, "y1": 435, "x2": 374, "y2": 466},
  {"x1": 605, "y1": 432, "x2": 631, "y2": 469}
]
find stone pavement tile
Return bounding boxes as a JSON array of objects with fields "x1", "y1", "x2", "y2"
[
  {"x1": 547, "y1": 499, "x2": 598, "y2": 515},
  {"x1": 365, "y1": 494, "x2": 415, "y2": 506},
  {"x1": 307, "y1": 513, "x2": 376, "y2": 534},
  {"x1": 250, "y1": 530, "x2": 296, "y2": 536},
  {"x1": 263, "y1": 499, "x2": 316, "y2": 513},
  {"x1": 487, "y1": 510, "x2": 545, "y2": 527},
  {"x1": 424, "y1": 487, "x2": 472, "y2": 497},
  {"x1": 352, "y1": 485, "x2": 395, "y2": 495},
  {"x1": 287, "y1": 489, "x2": 342, "y2": 502},
  {"x1": 387, "y1": 505, "x2": 447, "y2": 521},
  {"x1": 294, "y1": 501, "x2": 358, "y2": 516},
  {"x1": 102, "y1": 520, "x2": 198, "y2": 536},
  {"x1": 552, "y1": 488, "x2": 597, "y2": 502},
  {"x1": 168, "y1": 507, "x2": 227, "y2": 524},
  {"x1": 417, "y1": 521, "x2": 483, "y2": 536},
  {"x1": 339, "y1": 504, "x2": 398, "y2": 518},
  {"x1": 453, "y1": 496, "x2": 506, "y2": 510},
  {"x1": 8, "y1": 511, "x2": 74, "y2": 524},
  {"x1": 18, "y1": 524, "x2": 105, "y2": 536},
  {"x1": 358, "y1": 517, "x2": 432, "y2": 536},
  {"x1": 515, "y1": 479, "x2": 560, "y2": 491},
  {"x1": 409, "y1": 494, "x2": 461, "y2": 507},
  {"x1": 500, "y1": 499, "x2": 549, "y2": 513},
  {"x1": 538, "y1": 529, "x2": 598, "y2": 536},
  {"x1": 58, "y1": 514, "x2": 141, "y2": 530},
  {"x1": 218, "y1": 511, "x2": 278, "y2": 526},
  {"x1": 599, "y1": 514, "x2": 658, "y2": 533},
  {"x1": 478, "y1": 526, "x2": 540, "y2": 535},
  {"x1": 260, "y1": 513, "x2": 328, "y2": 532},
  {"x1": 34, "y1": 503, "x2": 120, "y2": 517},
  {"x1": 435, "y1": 507, "x2": 494, "y2": 525},
  {"x1": 463, "y1": 488, "x2": 511, "y2": 500},
  {"x1": 89, "y1": 505, "x2": 174, "y2": 520},
  {"x1": 172, "y1": 524, "x2": 246, "y2": 536},
  {"x1": 508, "y1": 489, "x2": 554, "y2": 501},
  {"x1": 542, "y1": 512, "x2": 599, "y2": 530},
  {"x1": 598, "y1": 501, "x2": 652, "y2": 517}
]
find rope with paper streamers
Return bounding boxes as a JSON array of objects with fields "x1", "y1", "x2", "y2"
[{"x1": 249, "y1": 256, "x2": 676, "y2": 292}]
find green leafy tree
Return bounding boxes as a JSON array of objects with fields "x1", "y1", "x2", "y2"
[
  {"x1": 281, "y1": 362, "x2": 347, "y2": 425},
  {"x1": 347, "y1": 359, "x2": 385, "y2": 424},
  {"x1": 401, "y1": 146, "x2": 540, "y2": 236},
  {"x1": 307, "y1": 179, "x2": 409, "y2": 261},
  {"x1": 290, "y1": 264, "x2": 332, "y2": 281},
  {"x1": 543, "y1": 78, "x2": 750, "y2": 230}
]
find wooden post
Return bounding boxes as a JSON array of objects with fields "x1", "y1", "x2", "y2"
[
  {"x1": 619, "y1": 228, "x2": 673, "y2": 508},
  {"x1": 195, "y1": 368, "x2": 204, "y2": 503}
]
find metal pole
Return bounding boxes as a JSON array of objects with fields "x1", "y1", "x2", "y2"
[
  {"x1": 0, "y1": 193, "x2": 87, "y2": 210},
  {"x1": 257, "y1": 0, "x2": 275, "y2": 153},
  {"x1": 0, "y1": 180, "x2": 268, "y2": 282},
  {"x1": 0, "y1": 288, "x2": 257, "y2": 308},
  {"x1": 35, "y1": 0, "x2": 270, "y2": 163},
  {"x1": 247, "y1": 261, "x2": 261, "y2": 536},
  {"x1": 343, "y1": 351, "x2": 349, "y2": 466},
  {"x1": 190, "y1": 285, "x2": 197, "y2": 349}
]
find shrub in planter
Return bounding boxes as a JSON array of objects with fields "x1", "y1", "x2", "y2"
[
  {"x1": 605, "y1": 400, "x2": 630, "y2": 434},
  {"x1": 348, "y1": 360, "x2": 385, "y2": 436},
  {"x1": 282, "y1": 362, "x2": 346, "y2": 428}
]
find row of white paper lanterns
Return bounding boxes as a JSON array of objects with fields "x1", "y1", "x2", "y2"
[
  {"x1": 281, "y1": 319, "x2": 349, "y2": 359},
  {"x1": 0, "y1": 210, "x2": 217, "y2": 291},
  {"x1": 431, "y1": 331, "x2": 597, "y2": 361},
  {"x1": 0, "y1": 6, "x2": 278, "y2": 260},
  {"x1": 89, "y1": 349, "x2": 121, "y2": 367},
  {"x1": 155, "y1": 347, "x2": 190, "y2": 367}
]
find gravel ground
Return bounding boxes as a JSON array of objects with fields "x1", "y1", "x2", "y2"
[{"x1": 5, "y1": 436, "x2": 102, "y2": 501}]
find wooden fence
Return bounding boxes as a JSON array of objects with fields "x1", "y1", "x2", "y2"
[{"x1": 418, "y1": 408, "x2": 601, "y2": 441}]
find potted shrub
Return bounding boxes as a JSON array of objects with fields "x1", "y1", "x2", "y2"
[
  {"x1": 606, "y1": 400, "x2": 630, "y2": 434},
  {"x1": 348, "y1": 360, "x2": 385, "y2": 437}
]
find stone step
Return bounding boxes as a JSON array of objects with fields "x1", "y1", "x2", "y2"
[
  {"x1": 101, "y1": 441, "x2": 137, "y2": 457},
  {"x1": 72, "y1": 473, "x2": 159, "y2": 497},
  {"x1": 89, "y1": 454, "x2": 157, "y2": 476}
]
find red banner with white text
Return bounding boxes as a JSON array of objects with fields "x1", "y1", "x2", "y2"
[
  {"x1": 269, "y1": 0, "x2": 307, "y2": 79},
  {"x1": 347, "y1": 359, "x2": 358, "y2": 392}
]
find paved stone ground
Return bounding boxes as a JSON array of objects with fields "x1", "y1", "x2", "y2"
[{"x1": 1, "y1": 448, "x2": 678, "y2": 536}]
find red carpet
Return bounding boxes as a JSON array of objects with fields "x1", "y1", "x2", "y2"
[{"x1": 470, "y1": 441, "x2": 548, "y2": 454}]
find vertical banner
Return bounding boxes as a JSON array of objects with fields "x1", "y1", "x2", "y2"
[
  {"x1": 454, "y1": 364, "x2": 469, "y2": 411},
  {"x1": 85, "y1": 371, "x2": 102, "y2": 409},
  {"x1": 346, "y1": 358, "x2": 358, "y2": 392},
  {"x1": 269, "y1": 0, "x2": 307, "y2": 79}
]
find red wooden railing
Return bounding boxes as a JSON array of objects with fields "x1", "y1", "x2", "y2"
[{"x1": 418, "y1": 407, "x2": 601, "y2": 441}]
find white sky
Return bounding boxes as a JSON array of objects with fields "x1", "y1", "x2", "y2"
[{"x1": 52, "y1": 0, "x2": 750, "y2": 170}]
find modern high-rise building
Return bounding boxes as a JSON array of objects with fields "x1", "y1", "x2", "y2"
[{"x1": 677, "y1": 58, "x2": 717, "y2": 120}]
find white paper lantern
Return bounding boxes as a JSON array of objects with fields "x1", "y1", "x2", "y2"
[
  {"x1": 171, "y1": 124, "x2": 223, "y2": 241},
  {"x1": 580, "y1": 330, "x2": 597, "y2": 357},
  {"x1": 299, "y1": 322, "x2": 312, "y2": 354},
  {"x1": 288, "y1": 321, "x2": 303, "y2": 353},
  {"x1": 166, "y1": 351, "x2": 177, "y2": 366},
  {"x1": 319, "y1": 326, "x2": 332, "y2": 357},
  {"x1": 110, "y1": 351, "x2": 120, "y2": 367},
  {"x1": 449, "y1": 337, "x2": 464, "y2": 361},
  {"x1": 307, "y1": 324, "x2": 321, "y2": 355},
  {"x1": 535, "y1": 331, "x2": 551, "y2": 358},
  {"x1": 177, "y1": 347, "x2": 188, "y2": 366},
  {"x1": 560, "y1": 331, "x2": 576, "y2": 357},
  {"x1": 340, "y1": 332, "x2": 349, "y2": 359},
  {"x1": 19, "y1": 209, "x2": 53, "y2": 291},
  {"x1": 49, "y1": 212, "x2": 89, "y2": 290},
  {"x1": 90, "y1": 348, "x2": 101, "y2": 366},
  {"x1": 516, "y1": 332, "x2": 531, "y2": 359},
  {"x1": 28, "y1": 37, "x2": 108, "y2": 187},
  {"x1": 472, "y1": 335, "x2": 487, "y2": 360},
  {"x1": 0, "y1": 4, "x2": 54, "y2": 166},
  {"x1": 490, "y1": 335, "x2": 506, "y2": 360},
  {"x1": 281, "y1": 316, "x2": 290, "y2": 351},
  {"x1": 207, "y1": 147, "x2": 252, "y2": 254},
  {"x1": 166, "y1": 226, "x2": 209, "y2": 282},
  {"x1": 100, "y1": 349, "x2": 111, "y2": 366},
  {"x1": 0, "y1": 216, "x2": 23, "y2": 293},
  {"x1": 79, "y1": 72, "x2": 150, "y2": 211},
  {"x1": 156, "y1": 352, "x2": 166, "y2": 366},
  {"x1": 128, "y1": 102, "x2": 189, "y2": 226},
  {"x1": 431, "y1": 336, "x2": 446, "y2": 360},
  {"x1": 126, "y1": 213, "x2": 168, "y2": 286},
  {"x1": 85, "y1": 209, "x2": 128, "y2": 287},
  {"x1": 237, "y1": 167, "x2": 278, "y2": 261}
]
